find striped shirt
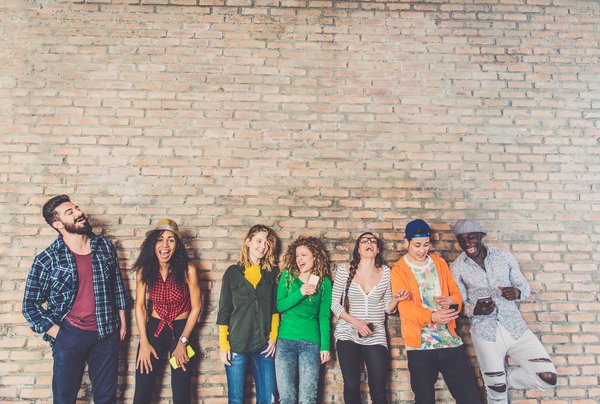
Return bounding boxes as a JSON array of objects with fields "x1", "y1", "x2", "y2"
[
  {"x1": 22, "y1": 234, "x2": 129, "y2": 345},
  {"x1": 331, "y1": 264, "x2": 393, "y2": 347}
]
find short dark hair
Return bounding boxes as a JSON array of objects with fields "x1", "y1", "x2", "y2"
[{"x1": 42, "y1": 195, "x2": 71, "y2": 226}]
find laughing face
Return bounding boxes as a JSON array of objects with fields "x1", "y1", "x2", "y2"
[
  {"x1": 53, "y1": 201, "x2": 92, "y2": 235},
  {"x1": 456, "y1": 232, "x2": 486, "y2": 259},
  {"x1": 246, "y1": 230, "x2": 269, "y2": 264},
  {"x1": 155, "y1": 230, "x2": 177, "y2": 265},
  {"x1": 358, "y1": 234, "x2": 379, "y2": 260},
  {"x1": 405, "y1": 236, "x2": 430, "y2": 265},
  {"x1": 296, "y1": 245, "x2": 315, "y2": 274}
]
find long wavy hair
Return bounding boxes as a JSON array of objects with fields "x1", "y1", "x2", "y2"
[
  {"x1": 282, "y1": 236, "x2": 330, "y2": 288},
  {"x1": 343, "y1": 232, "x2": 385, "y2": 312},
  {"x1": 239, "y1": 224, "x2": 277, "y2": 271},
  {"x1": 133, "y1": 230, "x2": 189, "y2": 287}
]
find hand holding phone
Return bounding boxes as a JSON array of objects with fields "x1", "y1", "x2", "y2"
[
  {"x1": 358, "y1": 322, "x2": 374, "y2": 338},
  {"x1": 169, "y1": 345, "x2": 195, "y2": 370},
  {"x1": 308, "y1": 274, "x2": 320, "y2": 285},
  {"x1": 474, "y1": 296, "x2": 495, "y2": 316},
  {"x1": 301, "y1": 275, "x2": 319, "y2": 296}
]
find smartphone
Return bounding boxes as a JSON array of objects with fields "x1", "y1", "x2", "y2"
[
  {"x1": 358, "y1": 322, "x2": 374, "y2": 338},
  {"x1": 449, "y1": 303, "x2": 459, "y2": 311},
  {"x1": 477, "y1": 296, "x2": 493, "y2": 306},
  {"x1": 169, "y1": 345, "x2": 196, "y2": 369},
  {"x1": 308, "y1": 274, "x2": 320, "y2": 286}
]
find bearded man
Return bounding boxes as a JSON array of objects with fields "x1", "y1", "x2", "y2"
[{"x1": 23, "y1": 195, "x2": 128, "y2": 404}]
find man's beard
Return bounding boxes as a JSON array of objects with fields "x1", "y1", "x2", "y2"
[{"x1": 63, "y1": 215, "x2": 93, "y2": 235}]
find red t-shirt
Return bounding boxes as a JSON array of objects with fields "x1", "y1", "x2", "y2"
[{"x1": 65, "y1": 252, "x2": 97, "y2": 331}]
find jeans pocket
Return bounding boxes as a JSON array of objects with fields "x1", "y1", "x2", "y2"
[{"x1": 51, "y1": 324, "x2": 66, "y2": 352}]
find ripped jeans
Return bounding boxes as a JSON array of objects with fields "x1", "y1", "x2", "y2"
[{"x1": 471, "y1": 324, "x2": 557, "y2": 403}]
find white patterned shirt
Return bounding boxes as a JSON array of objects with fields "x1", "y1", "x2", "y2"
[{"x1": 450, "y1": 246, "x2": 531, "y2": 342}]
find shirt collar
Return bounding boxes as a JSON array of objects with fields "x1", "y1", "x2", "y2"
[
  {"x1": 461, "y1": 243, "x2": 490, "y2": 265},
  {"x1": 51, "y1": 233, "x2": 98, "y2": 252}
]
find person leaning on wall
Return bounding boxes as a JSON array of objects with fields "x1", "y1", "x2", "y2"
[
  {"x1": 217, "y1": 225, "x2": 280, "y2": 404},
  {"x1": 275, "y1": 235, "x2": 333, "y2": 404},
  {"x1": 450, "y1": 219, "x2": 557, "y2": 404},
  {"x1": 22, "y1": 195, "x2": 129, "y2": 404},
  {"x1": 330, "y1": 232, "x2": 409, "y2": 404},
  {"x1": 391, "y1": 219, "x2": 482, "y2": 404},
  {"x1": 132, "y1": 218, "x2": 202, "y2": 404}
]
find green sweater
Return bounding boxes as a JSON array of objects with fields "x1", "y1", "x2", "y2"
[{"x1": 276, "y1": 270, "x2": 332, "y2": 351}]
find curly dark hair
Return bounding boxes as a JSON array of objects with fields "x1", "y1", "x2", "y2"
[
  {"x1": 132, "y1": 230, "x2": 189, "y2": 287},
  {"x1": 343, "y1": 232, "x2": 385, "y2": 312},
  {"x1": 282, "y1": 236, "x2": 330, "y2": 287}
]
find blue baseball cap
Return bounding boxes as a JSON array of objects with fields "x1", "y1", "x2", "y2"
[{"x1": 405, "y1": 219, "x2": 431, "y2": 239}]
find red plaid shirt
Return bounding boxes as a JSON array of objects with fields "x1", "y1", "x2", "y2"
[{"x1": 148, "y1": 271, "x2": 191, "y2": 339}]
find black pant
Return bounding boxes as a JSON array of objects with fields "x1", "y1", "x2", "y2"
[
  {"x1": 133, "y1": 317, "x2": 194, "y2": 404},
  {"x1": 336, "y1": 339, "x2": 389, "y2": 404},
  {"x1": 407, "y1": 345, "x2": 482, "y2": 404}
]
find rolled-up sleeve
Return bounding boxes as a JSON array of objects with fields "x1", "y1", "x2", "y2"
[
  {"x1": 22, "y1": 256, "x2": 54, "y2": 334},
  {"x1": 504, "y1": 251, "x2": 530, "y2": 301}
]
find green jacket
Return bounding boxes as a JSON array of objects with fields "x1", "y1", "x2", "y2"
[
  {"x1": 217, "y1": 264, "x2": 279, "y2": 353},
  {"x1": 276, "y1": 270, "x2": 332, "y2": 351}
]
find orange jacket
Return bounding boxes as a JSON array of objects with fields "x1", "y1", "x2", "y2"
[{"x1": 390, "y1": 253, "x2": 463, "y2": 349}]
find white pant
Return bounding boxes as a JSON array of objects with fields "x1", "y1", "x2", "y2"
[{"x1": 471, "y1": 324, "x2": 556, "y2": 403}]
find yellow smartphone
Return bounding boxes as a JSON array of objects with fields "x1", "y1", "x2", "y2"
[{"x1": 169, "y1": 345, "x2": 195, "y2": 369}]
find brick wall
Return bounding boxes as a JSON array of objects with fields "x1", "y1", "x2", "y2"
[{"x1": 1, "y1": 0, "x2": 599, "y2": 402}]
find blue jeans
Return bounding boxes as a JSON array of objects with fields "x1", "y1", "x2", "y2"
[
  {"x1": 225, "y1": 342, "x2": 276, "y2": 404},
  {"x1": 52, "y1": 320, "x2": 119, "y2": 404},
  {"x1": 275, "y1": 338, "x2": 321, "y2": 404}
]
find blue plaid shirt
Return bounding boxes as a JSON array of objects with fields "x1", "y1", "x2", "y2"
[{"x1": 22, "y1": 234, "x2": 129, "y2": 344}]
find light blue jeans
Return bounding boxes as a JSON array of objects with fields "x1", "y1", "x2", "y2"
[
  {"x1": 224, "y1": 343, "x2": 276, "y2": 404},
  {"x1": 275, "y1": 338, "x2": 321, "y2": 404}
]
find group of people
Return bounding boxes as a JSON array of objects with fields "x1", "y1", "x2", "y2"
[{"x1": 22, "y1": 194, "x2": 557, "y2": 404}]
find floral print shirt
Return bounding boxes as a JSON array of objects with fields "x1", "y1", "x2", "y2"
[
  {"x1": 405, "y1": 256, "x2": 462, "y2": 351},
  {"x1": 450, "y1": 246, "x2": 531, "y2": 342}
]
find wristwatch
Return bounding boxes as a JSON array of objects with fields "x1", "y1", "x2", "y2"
[{"x1": 179, "y1": 335, "x2": 189, "y2": 345}]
